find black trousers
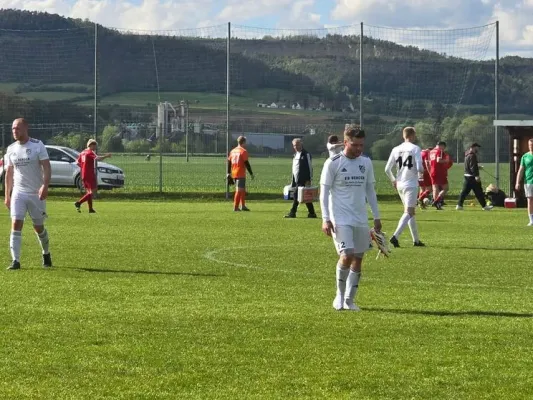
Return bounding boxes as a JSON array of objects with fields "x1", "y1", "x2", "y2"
[
  {"x1": 458, "y1": 176, "x2": 486, "y2": 207},
  {"x1": 290, "y1": 185, "x2": 316, "y2": 215}
]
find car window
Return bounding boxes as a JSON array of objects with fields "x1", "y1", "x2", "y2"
[
  {"x1": 61, "y1": 148, "x2": 80, "y2": 159},
  {"x1": 47, "y1": 149, "x2": 72, "y2": 162}
]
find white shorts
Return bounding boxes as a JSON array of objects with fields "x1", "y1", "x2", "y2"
[
  {"x1": 10, "y1": 191, "x2": 47, "y2": 224},
  {"x1": 397, "y1": 186, "x2": 418, "y2": 208},
  {"x1": 332, "y1": 225, "x2": 370, "y2": 256},
  {"x1": 525, "y1": 184, "x2": 533, "y2": 198}
]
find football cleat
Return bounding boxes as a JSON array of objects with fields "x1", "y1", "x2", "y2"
[{"x1": 370, "y1": 228, "x2": 391, "y2": 259}]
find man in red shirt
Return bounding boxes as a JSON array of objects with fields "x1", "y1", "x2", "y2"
[
  {"x1": 418, "y1": 147, "x2": 432, "y2": 208},
  {"x1": 74, "y1": 139, "x2": 111, "y2": 213},
  {"x1": 429, "y1": 141, "x2": 453, "y2": 210}
]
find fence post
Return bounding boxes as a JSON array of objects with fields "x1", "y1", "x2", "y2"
[
  {"x1": 94, "y1": 22, "x2": 98, "y2": 143},
  {"x1": 225, "y1": 21, "x2": 231, "y2": 200},
  {"x1": 494, "y1": 20, "x2": 500, "y2": 188},
  {"x1": 159, "y1": 122, "x2": 163, "y2": 193},
  {"x1": 360, "y1": 22, "x2": 364, "y2": 128}
]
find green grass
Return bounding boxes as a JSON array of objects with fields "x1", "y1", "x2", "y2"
[
  {"x1": 98, "y1": 155, "x2": 510, "y2": 196},
  {"x1": 16, "y1": 91, "x2": 90, "y2": 101},
  {"x1": 0, "y1": 199, "x2": 531, "y2": 399}
]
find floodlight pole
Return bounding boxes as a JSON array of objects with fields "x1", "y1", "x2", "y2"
[{"x1": 494, "y1": 21, "x2": 500, "y2": 188}]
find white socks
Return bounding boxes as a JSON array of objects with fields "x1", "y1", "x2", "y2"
[
  {"x1": 36, "y1": 229, "x2": 50, "y2": 254},
  {"x1": 345, "y1": 271, "x2": 361, "y2": 303},
  {"x1": 336, "y1": 263, "x2": 350, "y2": 296},
  {"x1": 10, "y1": 230, "x2": 22, "y2": 262},
  {"x1": 408, "y1": 216, "x2": 419, "y2": 243},
  {"x1": 393, "y1": 213, "x2": 411, "y2": 238},
  {"x1": 529, "y1": 214, "x2": 533, "y2": 224}
]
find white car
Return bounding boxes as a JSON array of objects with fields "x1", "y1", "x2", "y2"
[{"x1": 0, "y1": 145, "x2": 125, "y2": 191}]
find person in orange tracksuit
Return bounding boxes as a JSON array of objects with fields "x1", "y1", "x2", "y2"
[{"x1": 227, "y1": 136, "x2": 254, "y2": 211}]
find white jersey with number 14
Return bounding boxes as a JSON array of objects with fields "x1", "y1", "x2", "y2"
[{"x1": 385, "y1": 142, "x2": 423, "y2": 188}]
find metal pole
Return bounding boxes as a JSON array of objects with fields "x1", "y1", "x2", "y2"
[
  {"x1": 94, "y1": 23, "x2": 98, "y2": 142},
  {"x1": 494, "y1": 21, "x2": 500, "y2": 188},
  {"x1": 359, "y1": 22, "x2": 363, "y2": 128},
  {"x1": 1, "y1": 124, "x2": 5, "y2": 193},
  {"x1": 159, "y1": 122, "x2": 163, "y2": 193},
  {"x1": 225, "y1": 22, "x2": 231, "y2": 199},
  {"x1": 185, "y1": 101, "x2": 190, "y2": 162}
]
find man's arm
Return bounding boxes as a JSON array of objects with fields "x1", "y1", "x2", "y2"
[
  {"x1": 515, "y1": 165, "x2": 525, "y2": 190},
  {"x1": 470, "y1": 154, "x2": 480, "y2": 177},
  {"x1": 365, "y1": 162, "x2": 382, "y2": 231},
  {"x1": 96, "y1": 153, "x2": 111, "y2": 161},
  {"x1": 244, "y1": 160, "x2": 254, "y2": 178},
  {"x1": 4, "y1": 165, "x2": 13, "y2": 207},
  {"x1": 384, "y1": 151, "x2": 396, "y2": 184},
  {"x1": 39, "y1": 159, "x2": 51, "y2": 200},
  {"x1": 415, "y1": 149, "x2": 424, "y2": 180},
  {"x1": 306, "y1": 151, "x2": 313, "y2": 183},
  {"x1": 41, "y1": 159, "x2": 51, "y2": 185}
]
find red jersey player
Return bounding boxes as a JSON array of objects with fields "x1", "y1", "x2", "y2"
[
  {"x1": 429, "y1": 141, "x2": 453, "y2": 209},
  {"x1": 74, "y1": 139, "x2": 111, "y2": 213},
  {"x1": 418, "y1": 147, "x2": 432, "y2": 207}
]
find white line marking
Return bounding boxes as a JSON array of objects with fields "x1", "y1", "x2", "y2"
[{"x1": 203, "y1": 245, "x2": 533, "y2": 292}]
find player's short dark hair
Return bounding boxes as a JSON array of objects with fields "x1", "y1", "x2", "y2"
[
  {"x1": 237, "y1": 136, "x2": 246, "y2": 145},
  {"x1": 344, "y1": 124, "x2": 365, "y2": 139},
  {"x1": 328, "y1": 135, "x2": 339, "y2": 144},
  {"x1": 437, "y1": 141, "x2": 447, "y2": 147}
]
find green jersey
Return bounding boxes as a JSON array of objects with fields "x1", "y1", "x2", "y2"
[{"x1": 520, "y1": 152, "x2": 533, "y2": 184}]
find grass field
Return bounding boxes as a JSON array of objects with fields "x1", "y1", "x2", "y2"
[
  {"x1": 0, "y1": 199, "x2": 531, "y2": 399},
  {"x1": 94, "y1": 155, "x2": 510, "y2": 197}
]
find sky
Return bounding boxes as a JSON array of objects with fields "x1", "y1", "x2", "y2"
[{"x1": 3, "y1": 0, "x2": 533, "y2": 57}]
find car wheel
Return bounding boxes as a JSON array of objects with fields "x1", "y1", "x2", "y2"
[{"x1": 75, "y1": 175, "x2": 85, "y2": 193}]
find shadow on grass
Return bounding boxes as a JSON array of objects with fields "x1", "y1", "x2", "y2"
[
  {"x1": 365, "y1": 306, "x2": 533, "y2": 318},
  {"x1": 45, "y1": 190, "x2": 404, "y2": 202},
  {"x1": 73, "y1": 267, "x2": 223, "y2": 277}
]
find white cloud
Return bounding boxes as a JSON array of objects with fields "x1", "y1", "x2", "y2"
[{"x1": 330, "y1": 0, "x2": 533, "y2": 56}]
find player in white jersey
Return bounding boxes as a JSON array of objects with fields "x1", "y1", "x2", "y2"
[
  {"x1": 320, "y1": 125, "x2": 382, "y2": 312},
  {"x1": 4, "y1": 118, "x2": 52, "y2": 270},
  {"x1": 384, "y1": 126, "x2": 425, "y2": 248},
  {"x1": 326, "y1": 134, "x2": 343, "y2": 158}
]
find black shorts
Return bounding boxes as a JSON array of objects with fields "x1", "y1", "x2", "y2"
[{"x1": 235, "y1": 179, "x2": 246, "y2": 189}]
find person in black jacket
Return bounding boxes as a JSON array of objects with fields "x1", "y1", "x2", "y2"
[
  {"x1": 456, "y1": 143, "x2": 493, "y2": 210},
  {"x1": 284, "y1": 138, "x2": 317, "y2": 218}
]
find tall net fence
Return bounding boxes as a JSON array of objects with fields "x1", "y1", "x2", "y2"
[
  {"x1": 0, "y1": 26, "x2": 95, "y2": 145},
  {"x1": 96, "y1": 25, "x2": 228, "y2": 192},
  {"x1": 0, "y1": 21, "x2": 502, "y2": 196}
]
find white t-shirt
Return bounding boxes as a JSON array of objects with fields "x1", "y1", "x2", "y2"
[
  {"x1": 5, "y1": 138, "x2": 49, "y2": 194},
  {"x1": 384, "y1": 141, "x2": 423, "y2": 188},
  {"x1": 292, "y1": 151, "x2": 301, "y2": 179},
  {"x1": 327, "y1": 143, "x2": 343, "y2": 158},
  {"x1": 320, "y1": 153, "x2": 376, "y2": 227}
]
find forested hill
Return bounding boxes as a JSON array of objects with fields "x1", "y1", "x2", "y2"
[{"x1": 1, "y1": 9, "x2": 532, "y2": 113}]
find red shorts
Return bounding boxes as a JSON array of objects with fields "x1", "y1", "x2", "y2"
[
  {"x1": 83, "y1": 178, "x2": 97, "y2": 191},
  {"x1": 430, "y1": 175, "x2": 448, "y2": 186},
  {"x1": 419, "y1": 172, "x2": 432, "y2": 187}
]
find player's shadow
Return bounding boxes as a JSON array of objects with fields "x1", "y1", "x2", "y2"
[
  {"x1": 364, "y1": 307, "x2": 533, "y2": 318},
  {"x1": 73, "y1": 267, "x2": 223, "y2": 277}
]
